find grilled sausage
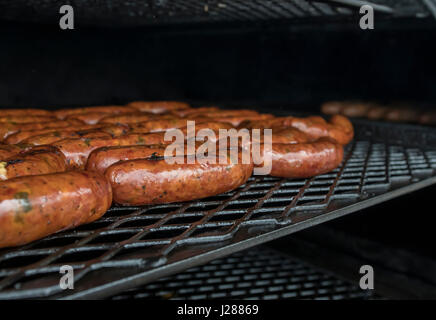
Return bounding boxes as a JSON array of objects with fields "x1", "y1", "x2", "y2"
[
  {"x1": 54, "y1": 105, "x2": 136, "y2": 120},
  {"x1": 419, "y1": 111, "x2": 436, "y2": 125},
  {"x1": 172, "y1": 107, "x2": 220, "y2": 117},
  {"x1": 192, "y1": 114, "x2": 274, "y2": 127},
  {"x1": 0, "y1": 119, "x2": 84, "y2": 141},
  {"x1": 52, "y1": 133, "x2": 178, "y2": 169},
  {"x1": 105, "y1": 152, "x2": 253, "y2": 205},
  {"x1": 241, "y1": 115, "x2": 354, "y2": 145},
  {"x1": 66, "y1": 111, "x2": 133, "y2": 125},
  {"x1": 321, "y1": 101, "x2": 345, "y2": 115},
  {"x1": 186, "y1": 109, "x2": 260, "y2": 118},
  {"x1": 0, "y1": 115, "x2": 56, "y2": 124},
  {"x1": 85, "y1": 141, "x2": 211, "y2": 175},
  {"x1": 384, "y1": 108, "x2": 421, "y2": 122},
  {"x1": 0, "y1": 109, "x2": 53, "y2": 116},
  {"x1": 367, "y1": 106, "x2": 390, "y2": 120},
  {"x1": 127, "y1": 101, "x2": 191, "y2": 114},
  {"x1": 99, "y1": 113, "x2": 178, "y2": 124},
  {"x1": 22, "y1": 129, "x2": 112, "y2": 146},
  {"x1": 129, "y1": 119, "x2": 203, "y2": 133},
  {"x1": 0, "y1": 144, "x2": 33, "y2": 160},
  {"x1": 250, "y1": 127, "x2": 311, "y2": 145},
  {"x1": 341, "y1": 102, "x2": 373, "y2": 118},
  {"x1": 0, "y1": 146, "x2": 67, "y2": 180},
  {"x1": 254, "y1": 138, "x2": 344, "y2": 178},
  {"x1": 0, "y1": 171, "x2": 112, "y2": 248}
]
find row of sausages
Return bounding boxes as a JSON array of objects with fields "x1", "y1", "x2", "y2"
[
  {"x1": 322, "y1": 101, "x2": 436, "y2": 125},
  {"x1": 0, "y1": 101, "x2": 354, "y2": 248}
]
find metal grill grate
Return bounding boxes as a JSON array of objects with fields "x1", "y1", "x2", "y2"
[
  {"x1": 110, "y1": 246, "x2": 376, "y2": 300},
  {"x1": 0, "y1": 120, "x2": 436, "y2": 299},
  {"x1": 0, "y1": 0, "x2": 431, "y2": 27}
]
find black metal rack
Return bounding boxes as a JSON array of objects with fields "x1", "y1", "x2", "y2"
[
  {"x1": 0, "y1": 0, "x2": 432, "y2": 27},
  {"x1": 0, "y1": 119, "x2": 436, "y2": 299},
  {"x1": 109, "y1": 246, "x2": 377, "y2": 300}
]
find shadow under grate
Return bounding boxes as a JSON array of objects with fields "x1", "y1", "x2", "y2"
[
  {"x1": 109, "y1": 246, "x2": 376, "y2": 300},
  {"x1": 0, "y1": 120, "x2": 436, "y2": 299}
]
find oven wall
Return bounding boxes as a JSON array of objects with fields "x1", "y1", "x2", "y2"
[{"x1": 1, "y1": 22, "x2": 436, "y2": 110}]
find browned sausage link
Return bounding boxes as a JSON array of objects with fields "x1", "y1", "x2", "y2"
[
  {"x1": 54, "y1": 105, "x2": 136, "y2": 120},
  {"x1": 52, "y1": 133, "x2": 176, "y2": 169},
  {"x1": 321, "y1": 101, "x2": 346, "y2": 115},
  {"x1": 85, "y1": 141, "x2": 211, "y2": 175},
  {"x1": 66, "y1": 111, "x2": 135, "y2": 125},
  {"x1": 0, "y1": 115, "x2": 57, "y2": 124},
  {"x1": 0, "y1": 119, "x2": 84, "y2": 141},
  {"x1": 86, "y1": 145, "x2": 168, "y2": 175},
  {"x1": 191, "y1": 114, "x2": 274, "y2": 127},
  {"x1": 127, "y1": 101, "x2": 191, "y2": 114},
  {"x1": 4, "y1": 124, "x2": 108, "y2": 144},
  {"x1": 185, "y1": 109, "x2": 260, "y2": 119},
  {"x1": 129, "y1": 119, "x2": 202, "y2": 133},
  {"x1": 0, "y1": 171, "x2": 112, "y2": 248},
  {"x1": 255, "y1": 138, "x2": 344, "y2": 178},
  {"x1": 250, "y1": 127, "x2": 311, "y2": 145},
  {"x1": 340, "y1": 102, "x2": 374, "y2": 118},
  {"x1": 22, "y1": 129, "x2": 113, "y2": 146},
  {"x1": 0, "y1": 108, "x2": 53, "y2": 116},
  {"x1": 0, "y1": 146, "x2": 67, "y2": 180},
  {"x1": 0, "y1": 144, "x2": 33, "y2": 160},
  {"x1": 384, "y1": 107, "x2": 421, "y2": 122},
  {"x1": 105, "y1": 152, "x2": 253, "y2": 205},
  {"x1": 171, "y1": 106, "x2": 220, "y2": 117},
  {"x1": 241, "y1": 115, "x2": 353, "y2": 145},
  {"x1": 367, "y1": 106, "x2": 390, "y2": 120}
]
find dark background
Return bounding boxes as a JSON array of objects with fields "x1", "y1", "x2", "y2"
[{"x1": 0, "y1": 19, "x2": 435, "y2": 110}]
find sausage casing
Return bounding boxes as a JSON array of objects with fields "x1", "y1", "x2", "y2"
[
  {"x1": 106, "y1": 153, "x2": 253, "y2": 205},
  {"x1": 0, "y1": 171, "x2": 112, "y2": 248},
  {"x1": 0, "y1": 146, "x2": 67, "y2": 180}
]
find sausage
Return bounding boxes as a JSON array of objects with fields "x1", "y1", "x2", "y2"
[
  {"x1": 0, "y1": 146, "x2": 67, "y2": 180},
  {"x1": 54, "y1": 105, "x2": 136, "y2": 120},
  {"x1": 250, "y1": 127, "x2": 311, "y2": 145},
  {"x1": 66, "y1": 111, "x2": 133, "y2": 125},
  {"x1": 172, "y1": 107, "x2": 220, "y2": 117},
  {"x1": 52, "y1": 133, "x2": 176, "y2": 169},
  {"x1": 341, "y1": 102, "x2": 373, "y2": 118},
  {"x1": 0, "y1": 144, "x2": 33, "y2": 160},
  {"x1": 254, "y1": 138, "x2": 344, "y2": 178},
  {"x1": 367, "y1": 106, "x2": 390, "y2": 120},
  {"x1": 192, "y1": 114, "x2": 274, "y2": 127},
  {"x1": 85, "y1": 141, "x2": 211, "y2": 175},
  {"x1": 0, "y1": 115, "x2": 57, "y2": 124},
  {"x1": 0, "y1": 171, "x2": 112, "y2": 248},
  {"x1": 241, "y1": 115, "x2": 354, "y2": 145},
  {"x1": 21, "y1": 129, "x2": 112, "y2": 146},
  {"x1": 86, "y1": 145, "x2": 168, "y2": 175},
  {"x1": 129, "y1": 119, "x2": 202, "y2": 133},
  {"x1": 185, "y1": 109, "x2": 260, "y2": 118},
  {"x1": 0, "y1": 109, "x2": 53, "y2": 116},
  {"x1": 384, "y1": 108, "x2": 421, "y2": 122},
  {"x1": 99, "y1": 113, "x2": 178, "y2": 124},
  {"x1": 4, "y1": 124, "x2": 105, "y2": 144},
  {"x1": 321, "y1": 101, "x2": 345, "y2": 115},
  {"x1": 127, "y1": 101, "x2": 191, "y2": 114},
  {"x1": 0, "y1": 119, "x2": 84, "y2": 141},
  {"x1": 105, "y1": 152, "x2": 253, "y2": 205}
]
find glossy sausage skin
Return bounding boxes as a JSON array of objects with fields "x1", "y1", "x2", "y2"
[
  {"x1": 0, "y1": 146, "x2": 67, "y2": 180},
  {"x1": 86, "y1": 145, "x2": 168, "y2": 175},
  {"x1": 106, "y1": 152, "x2": 253, "y2": 205},
  {"x1": 192, "y1": 114, "x2": 274, "y2": 127},
  {"x1": 99, "y1": 113, "x2": 178, "y2": 124},
  {"x1": 129, "y1": 119, "x2": 201, "y2": 133},
  {"x1": 1, "y1": 109, "x2": 53, "y2": 116},
  {"x1": 66, "y1": 111, "x2": 132, "y2": 125},
  {"x1": 0, "y1": 171, "x2": 112, "y2": 248},
  {"x1": 0, "y1": 115, "x2": 56, "y2": 124},
  {"x1": 52, "y1": 133, "x2": 176, "y2": 169},
  {"x1": 255, "y1": 138, "x2": 344, "y2": 178},
  {"x1": 22, "y1": 129, "x2": 113, "y2": 145},
  {"x1": 241, "y1": 115, "x2": 354, "y2": 145},
  {"x1": 54, "y1": 105, "x2": 136, "y2": 119},
  {"x1": 321, "y1": 101, "x2": 345, "y2": 115},
  {"x1": 0, "y1": 144, "x2": 33, "y2": 160},
  {"x1": 127, "y1": 101, "x2": 191, "y2": 114},
  {"x1": 172, "y1": 107, "x2": 220, "y2": 117},
  {"x1": 0, "y1": 119, "x2": 84, "y2": 141}
]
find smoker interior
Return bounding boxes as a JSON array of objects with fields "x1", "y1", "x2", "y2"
[{"x1": 1, "y1": 0, "x2": 436, "y2": 299}]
